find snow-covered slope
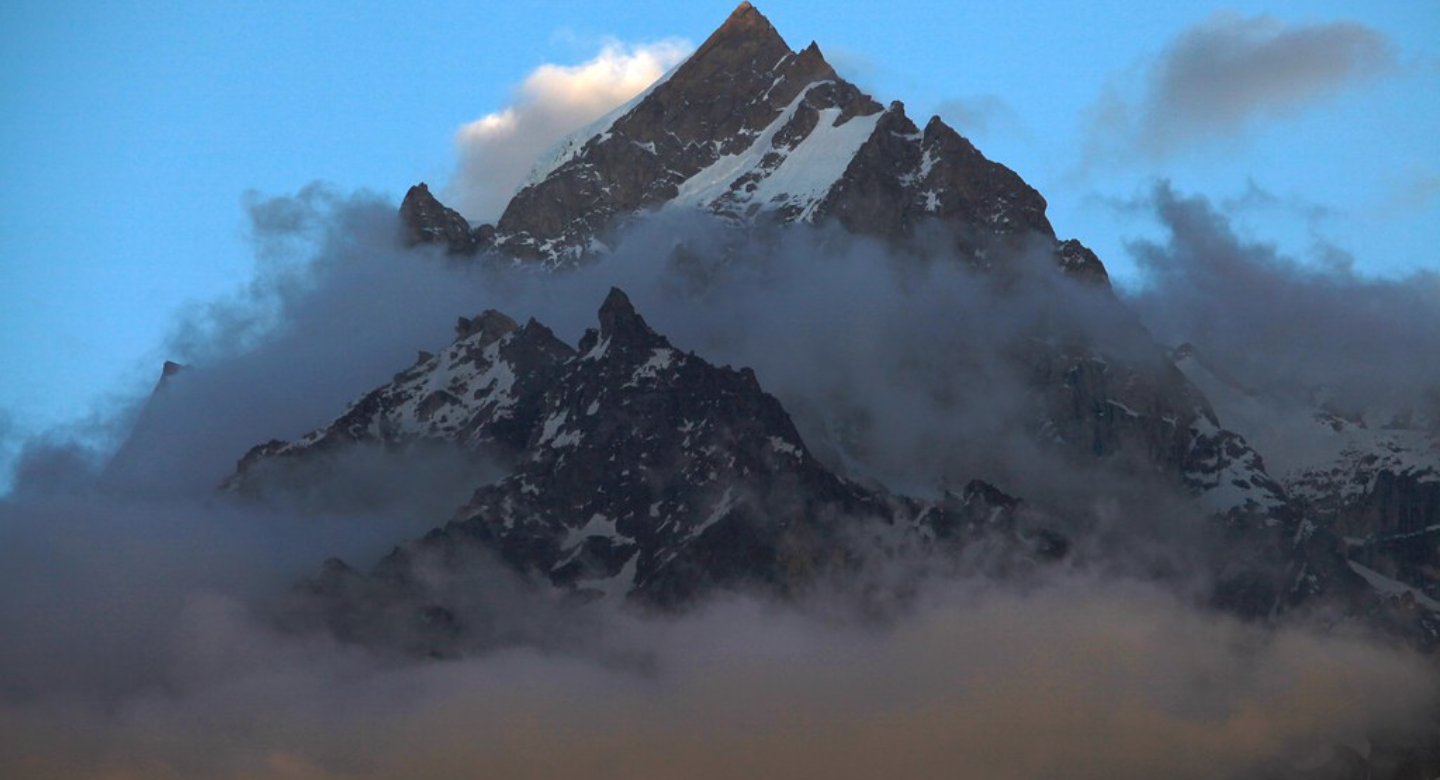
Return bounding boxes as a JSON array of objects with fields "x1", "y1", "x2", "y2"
[{"x1": 1175, "y1": 343, "x2": 1440, "y2": 637}]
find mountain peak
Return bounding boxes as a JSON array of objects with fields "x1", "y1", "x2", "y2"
[
  {"x1": 400, "y1": 183, "x2": 486, "y2": 255},
  {"x1": 455, "y1": 309, "x2": 519, "y2": 344},
  {"x1": 718, "y1": 2, "x2": 774, "y2": 37},
  {"x1": 575, "y1": 287, "x2": 670, "y2": 356},
  {"x1": 597, "y1": 287, "x2": 648, "y2": 341},
  {"x1": 482, "y1": 4, "x2": 1095, "y2": 283},
  {"x1": 690, "y1": 1, "x2": 789, "y2": 67}
]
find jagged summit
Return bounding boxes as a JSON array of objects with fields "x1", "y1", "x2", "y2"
[
  {"x1": 722, "y1": 2, "x2": 763, "y2": 26},
  {"x1": 697, "y1": 2, "x2": 790, "y2": 63},
  {"x1": 596, "y1": 287, "x2": 647, "y2": 340},
  {"x1": 398, "y1": 4, "x2": 1107, "y2": 281}
]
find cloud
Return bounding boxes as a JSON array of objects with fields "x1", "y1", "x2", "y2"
[
  {"x1": 1085, "y1": 13, "x2": 1396, "y2": 161},
  {"x1": 934, "y1": 94, "x2": 1027, "y2": 140},
  {"x1": 0, "y1": 580, "x2": 1431, "y2": 779},
  {"x1": 1123, "y1": 180, "x2": 1440, "y2": 415},
  {"x1": 2, "y1": 184, "x2": 1437, "y2": 777},
  {"x1": 447, "y1": 39, "x2": 692, "y2": 222},
  {"x1": 1378, "y1": 167, "x2": 1440, "y2": 214},
  {"x1": 1218, "y1": 178, "x2": 1334, "y2": 227}
]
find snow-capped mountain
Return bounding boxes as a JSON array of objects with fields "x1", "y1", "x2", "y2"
[
  {"x1": 198, "y1": 2, "x2": 1440, "y2": 653},
  {"x1": 403, "y1": 2, "x2": 1106, "y2": 280},
  {"x1": 397, "y1": 3, "x2": 1285, "y2": 524},
  {"x1": 205, "y1": 3, "x2": 1316, "y2": 624}
]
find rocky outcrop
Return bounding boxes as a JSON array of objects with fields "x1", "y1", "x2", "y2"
[
  {"x1": 399, "y1": 183, "x2": 492, "y2": 255},
  {"x1": 814, "y1": 106, "x2": 1060, "y2": 260},
  {"x1": 393, "y1": 287, "x2": 900, "y2": 607}
]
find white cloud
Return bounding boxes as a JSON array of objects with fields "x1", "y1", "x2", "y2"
[{"x1": 448, "y1": 39, "x2": 692, "y2": 222}]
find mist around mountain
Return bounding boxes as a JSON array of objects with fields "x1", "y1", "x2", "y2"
[{"x1": 2, "y1": 4, "x2": 1438, "y2": 779}]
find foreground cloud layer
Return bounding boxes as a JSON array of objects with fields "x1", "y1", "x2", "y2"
[
  {"x1": 1, "y1": 185, "x2": 1436, "y2": 778},
  {"x1": 2, "y1": 581, "x2": 1431, "y2": 780}
]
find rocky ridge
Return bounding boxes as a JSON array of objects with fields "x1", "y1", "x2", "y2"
[{"x1": 403, "y1": 3, "x2": 1106, "y2": 281}]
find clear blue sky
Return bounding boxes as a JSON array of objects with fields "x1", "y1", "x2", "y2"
[{"x1": 2, "y1": 0, "x2": 1436, "y2": 453}]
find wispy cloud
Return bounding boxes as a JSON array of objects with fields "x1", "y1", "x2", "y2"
[
  {"x1": 1377, "y1": 167, "x2": 1440, "y2": 214},
  {"x1": 935, "y1": 94, "x2": 1028, "y2": 140}
]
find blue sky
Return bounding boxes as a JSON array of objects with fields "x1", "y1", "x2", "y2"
[{"x1": 2, "y1": 0, "x2": 1436, "y2": 459}]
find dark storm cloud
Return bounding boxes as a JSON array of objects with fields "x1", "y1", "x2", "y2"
[
  {"x1": 1123, "y1": 180, "x2": 1440, "y2": 413},
  {"x1": 1219, "y1": 177, "x2": 1335, "y2": 227},
  {"x1": 0, "y1": 185, "x2": 516, "y2": 703},
  {"x1": 1085, "y1": 12, "x2": 1395, "y2": 160}
]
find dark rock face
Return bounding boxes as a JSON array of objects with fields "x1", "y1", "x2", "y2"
[
  {"x1": 432, "y1": 2, "x2": 1106, "y2": 283},
  {"x1": 490, "y1": 3, "x2": 879, "y2": 264},
  {"x1": 399, "y1": 183, "x2": 491, "y2": 255},
  {"x1": 1311, "y1": 469, "x2": 1440, "y2": 646},
  {"x1": 413, "y1": 287, "x2": 900, "y2": 606},
  {"x1": 814, "y1": 107, "x2": 1062, "y2": 261},
  {"x1": 1012, "y1": 339, "x2": 1316, "y2": 617},
  {"x1": 1055, "y1": 239, "x2": 1110, "y2": 284}
]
